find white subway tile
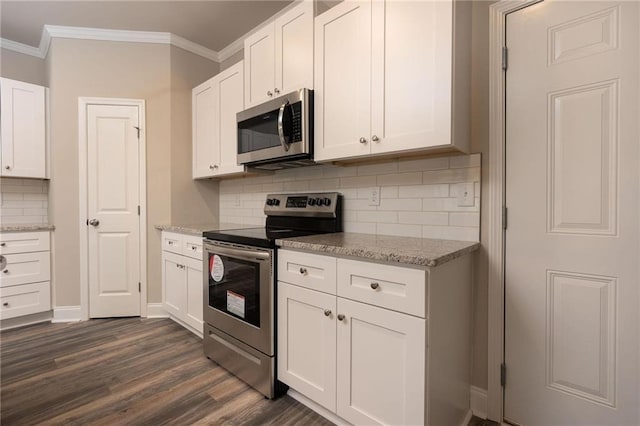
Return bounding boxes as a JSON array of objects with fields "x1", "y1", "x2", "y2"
[
  {"x1": 378, "y1": 198, "x2": 422, "y2": 211},
  {"x1": 21, "y1": 179, "x2": 45, "y2": 188},
  {"x1": 380, "y1": 186, "x2": 398, "y2": 199},
  {"x1": 0, "y1": 208, "x2": 24, "y2": 216},
  {"x1": 262, "y1": 183, "x2": 285, "y2": 193},
  {"x1": 449, "y1": 153, "x2": 481, "y2": 169},
  {"x1": 422, "y1": 225, "x2": 479, "y2": 242},
  {"x1": 252, "y1": 209, "x2": 267, "y2": 218},
  {"x1": 322, "y1": 166, "x2": 358, "y2": 178},
  {"x1": 399, "y1": 184, "x2": 449, "y2": 198},
  {"x1": 357, "y1": 161, "x2": 398, "y2": 176},
  {"x1": 377, "y1": 172, "x2": 422, "y2": 186},
  {"x1": 244, "y1": 184, "x2": 264, "y2": 193},
  {"x1": 342, "y1": 198, "x2": 377, "y2": 211},
  {"x1": 309, "y1": 178, "x2": 340, "y2": 190},
  {"x1": 283, "y1": 180, "x2": 310, "y2": 191},
  {"x1": 1, "y1": 200, "x2": 44, "y2": 209},
  {"x1": 241, "y1": 200, "x2": 263, "y2": 209},
  {"x1": 377, "y1": 223, "x2": 422, "y2": 238},
  {"x1": 336, "y1": 188, "x2": 358, "y2": 199},
  {"x1": 1, "y1": 185, "x2": 31, "y2": 193},
  {"x1": 398, "y1": 211, "x2": 448, "y2": 226},
  {"x1": 423, "y1": 167, "x2": 480, "y2": 184},
  {"x1": 449, "y1": 212, "x2": 480, "y2": 227},
  {"x1": 0, "y1": 216, "x2": 45, "y2": 224},
  {"x1": 398, "y1": 156, "x2": 449, "y2": 172},
  {"x1": 0, "y1": 193, "x2": 24, "y2": 201},
  {"x1": 343, "y1": 221, "x2": 377, "y2": 234},
  {"x1": 22, "y1": 193, "x2": 47, "y2": 201},
  {"x1": 23, "y1": 208, "x2": 48, "y2": 216},
  {"x1": 339, "y1": 175, "x2": 377, "y2": 188},
  {"x1": 422, "y1": 197, "x2": 479, "y2": 212},
  {"x1": 357, "y1": 211, "x2": 398, "y2": 223}
]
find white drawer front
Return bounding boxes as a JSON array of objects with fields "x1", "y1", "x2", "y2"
[
  {"x1": 0, "y1": 231, "x2": 50, "y2": 255},
  {"x1": 0, "y1": 251, "x2": 51, "y2": 288},
  {"x1": 337, "y1": 258, "x2": 427, "y2": 317},
  {"x1": 162, "y1": 232, "x2": 183, "y2": 255},
  {"x1": 0, "y1": 281, "x2": 51, "y2": 319},
  {"x1": 183, "y1": 235, "x2": 203, "y2": 260},
  {"x1": 278, "y1": 250, "x2": 337, "y2": 295}
]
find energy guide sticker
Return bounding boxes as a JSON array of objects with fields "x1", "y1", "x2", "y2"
[
  {"x1": 226, "y1": 291, "x2": 245, "y2": 318},
  {"x1": 210, "y1": 255, "x2": 224, "y2": 282}
]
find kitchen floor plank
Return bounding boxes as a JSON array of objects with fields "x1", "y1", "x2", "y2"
[{"x1": 0, "y1": 318, "x2": 335, "y2": 425}]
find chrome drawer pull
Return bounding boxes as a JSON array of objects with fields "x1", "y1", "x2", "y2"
[
  {"x1": 370, "y1": 282, "x2": 380, "y2": 290},
  {"x1": 299, "y1": 267, "x2": 307, "y2": 275},
  {"x1": 2, "y1": 270, "x2": 8, "y2": 274},
  {"x1": 337, "y1": 314, "x2": 345, "y2": 321},
  {"x1": 2, "y1": 302, "x2": 8, "y2": 307},
  {"x1": 324, "y1": 309, "x2": 331, "y2": 317}
]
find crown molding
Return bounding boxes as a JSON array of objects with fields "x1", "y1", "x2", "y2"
[
  {"x1": 0, "y1": 38, "x2": 45, "y2": 59},
  {"x1": 1, "y1": 25, "x2": 219, "y2": 62}
]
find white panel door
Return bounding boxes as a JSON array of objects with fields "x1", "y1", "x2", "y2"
[
  {"x1": 192, "y1": 78, "x2": 219, "y2": 178},
  {"x1": 244, "y1": 25, "x2": 276, "y2": 108},
  {"x1": 336, "y1": 298, "x2": 425, "y2": 426},
  {"x1": 370, "y1": 0, "x2": 452, "y2": 155},
  {"x1": 0, "y1": 78, "x2": 46, "y2": 178},
  {"x1": 275, "y1": 0, "x2": 314, "y2": 94},
  {"x1": 505, "y1": 2, "x2": 639, "y2": 425},
  {"x1": 215, "y1": 62, "x2": 245, "y2": 176},
  {"x1": 87, "y1": 104, "x2": 141, "y2": 318},
  {"x1": 277, "y1": 282, "x2": 337, "y2": 412},
  {"x1": 314, "y1": 0, "x2": 372, "y2": 162}
]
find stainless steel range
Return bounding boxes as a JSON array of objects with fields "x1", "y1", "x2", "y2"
[{"x1": 202, "y1": 192, "x2": 342, "y2": 398}]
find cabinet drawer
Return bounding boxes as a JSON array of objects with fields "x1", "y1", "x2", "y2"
[
  {"x1": 0, "y1": 281, "x2": 51, "y2": 319},
  {"x1": 183, "y1": 235, "x2": 203, "y2": 260},
  {"x1": 278, "y1": 250, "x2": 337, "y2": 295},
  {"x1": 337, "y1": 258, "x2": 427, "y2": 317},
  {"x1": 0, "y1": 251, "x2": 50, "y2": 288},
  {"x1": 162, "y1": 232, "x2": 183, "y2": 255},
  {"x1": 0, "y1": 231, "x2": 50, "y2": 255}
]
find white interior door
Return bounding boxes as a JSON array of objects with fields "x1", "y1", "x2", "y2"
[
  {"x1": 505, "y1": 1, "x2": 639, "y2": 425},
  {"x1": 87, "y1": 104, "x2": 141, "y2": 318}
]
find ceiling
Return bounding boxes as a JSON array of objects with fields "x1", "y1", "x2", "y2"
[{"x1": 0, "y1": 1, "x2": 294, "y2": 52}]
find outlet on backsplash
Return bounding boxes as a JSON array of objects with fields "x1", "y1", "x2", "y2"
[{"x1": 368, "y1": 187, "x2": 380, "y2": 207}]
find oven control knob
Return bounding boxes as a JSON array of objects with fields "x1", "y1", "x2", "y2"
[
  {"x1": 308, "y1": 198, "x2": 316, "y2": 206},
  {"x1": 323, "y1": 198, "x2": 331, "y2": 206},
  {"x1": 315, "y1": 198, "x2": 324, "y2": 206},
  {"x1": 273, "y1": 199, "x2": 280, "y2": 206},
  {"x1": 266, "y1": 199, "x2": 274, "y2": 206}
]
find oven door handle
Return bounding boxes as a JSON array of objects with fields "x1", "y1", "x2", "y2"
[
  {"x1": 205, "y1": 244, "x2": 270, "y2": 262},
  {"x1": 277, "y1": 100, "x2": 290, "y2": 152}
]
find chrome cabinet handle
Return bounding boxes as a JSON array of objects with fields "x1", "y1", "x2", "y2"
[
  {"x1": 191, "y1": 246, "x2": 197, "y2": 251},
  {"x1": 371, "y1": 135, "x2": 379, "y2": 142},
  {"x1": 4, "y1": 165, "x2": 10, "y2": 170},
  {"x1": 337, "y1": 314, "x2": 345, "y2": 321},
  {"x1": 359, "y1": 137, "x2": 367, "y2": 144},
  {"x1": 3, "y1": 302, "x2": 8, "y2": 307},
  {"x1": 89, "y1": 219, "x2": 100, "y2": 226},
  {"x1": 299, "y1": 267, "x2": 307, "y2": 275},
  {"x1": 274, "y1": 88, "x2": 280, "y2": 94},
  {"x1": 370, "y1": 282, "x2": 380, "y2": 290},
  {"x1": 209, "y1": 165, "x2": 218, "y2": 169},
  {"x1": 0, "y1": 242, "x2": 5, "y2": 246},
  {"x1": 3, "y1": 270, "x2": 8, "y2": 274},
  {"x1": 267, "y1": 91, "x2": 273, "y2": 97},
  {"x1": 324, "y1": 309, "x2": 331, "y2": 317}
]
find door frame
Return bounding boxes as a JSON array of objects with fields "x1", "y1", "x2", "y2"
[
  {"x1": 487, "y1": 0, "x2": 542, "y2": 421},
  {"x1": 78, "y1": 97, "x2": 147, "y2": 321}
]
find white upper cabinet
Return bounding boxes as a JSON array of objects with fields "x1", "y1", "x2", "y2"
[
  {"x1": 314, "y1": 0, "x2": 471, "y2": 162},
  {"x1": 0, "y1": 78, "x2": 47, "y2": 179},
  {"x1": 244, "y1": 1, "x2": 314, "y2": 108},
  {"x1": 192, "y1": 61, "x2": 245, "y2": 179}
]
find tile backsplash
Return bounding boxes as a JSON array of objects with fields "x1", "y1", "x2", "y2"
[
  {"x1": 0, "y1": 178, "x2": 49, "y2": 225},
  {"x1": 220, "y1": 153, "x2": 481, "y2": 242}
]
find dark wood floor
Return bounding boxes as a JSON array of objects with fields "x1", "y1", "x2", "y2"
[{"x1": 0, "y1": 318, "x2": 333, "y2": 425}]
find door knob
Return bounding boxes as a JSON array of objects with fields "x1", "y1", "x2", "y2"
[{"x1": 89, "y1": 219, "x2": 100, "y2": 226}]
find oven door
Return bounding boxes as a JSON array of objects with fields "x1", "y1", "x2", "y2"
[{"x1": 203, "y1": 240, "x2": 273, "y2": 356}]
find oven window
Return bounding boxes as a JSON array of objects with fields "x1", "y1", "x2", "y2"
[{"x1": 207, "y1": 253, "x2": 261, "y2": 327}]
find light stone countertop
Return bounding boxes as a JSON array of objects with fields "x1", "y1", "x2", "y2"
[
  {"x1": 276, "y1": 232, "x2": 480, "y2": 268},
  {"x1": 155, "y1": 223, "x2": 248, "y2": 236},
  {"x1": 0, "y1": 223, "x2": 56, "y2": 233}
]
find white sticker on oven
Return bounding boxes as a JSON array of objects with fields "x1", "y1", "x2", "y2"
[
  {"x1": 211, "y1": 255, "x2": 224, "y2": 282},
  {"x1": 226, "y1": 291, "x2": 245, "y2": 318}
]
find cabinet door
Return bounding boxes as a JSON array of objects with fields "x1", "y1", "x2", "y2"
[
  {"x1": 244, "y1": 24, "x2": 276, "y2": 108},
  {"x1": 184, "y1": 256, "x2": 204, "y2": 332},
  {"x1": 192, "y1": 77, "x2": 219, "y2": 178},
  {"x1": 162, "y1": 251, "x2": 186, "y2": 318},
  {"x1": 314, "y1": 0, "x2": 372, "y2": 162},
  {"x1": 275, "y1": 1, "x2": 314, "y2": 94},
  {"x1": 336, "y1": 298, "x2": 426, "y2": 425},
  {"x1": 0, "y1": 78, "x2": 46, "y2": 178},
  {"x1": 215, "y1": 61, "x2": 245, "y2": 176},
  {"x1": 277, "y1": 282, "x2": 337, "y2": 412},
  {"x1": 370, "y1": 0, "x2": 453, "y2": 155}
]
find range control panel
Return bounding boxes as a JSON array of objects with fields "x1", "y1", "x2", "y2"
[{"x1": 264, "y1": 192, "x2": 340, "y2": 218}]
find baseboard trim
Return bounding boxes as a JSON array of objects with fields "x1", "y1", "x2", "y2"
[
  {"x1": 52, "y1": 306, "x2": 82, "y2": 323},
  {"x1": 287, "y1": 389, "x2": 349, "y2": 426},
  {"x1": 167, "y1": 315, "x2": 203, "y2": 339},
  {"x1": 471, "y1": 385, "x2": 488, "y2": 419},
  {"x1": 0, "y1": 310, "x2": 52, "y2": 330},
  {"x1": 146, "y1": 303, "x2": 168, "y2": 318},
  {"x1": 461, "y1": 409, "x2": 474, "y2": 426}
]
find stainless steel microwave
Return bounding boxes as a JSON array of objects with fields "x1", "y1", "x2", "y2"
[{"x1": 237, "y1": 88, "x2": 313, "y2": 169}]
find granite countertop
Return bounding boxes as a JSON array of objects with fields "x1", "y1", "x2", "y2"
[
  {"x1": 155, "y1": 223, "x2": 248, "y2": 236},
  {"x1": 276, "y1": 232, "x2": 480, "y2": 268},
  {"x1": 0, "y1": 223, "x2": 56, "y2": 232}
]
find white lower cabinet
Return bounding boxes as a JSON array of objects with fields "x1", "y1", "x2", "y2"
[
  {"x1": 161, "y1": 232, "x2": 203, "y2": 335},
  {"x1": 277, "y1": 248, "x2": 471, "y2": 425}
]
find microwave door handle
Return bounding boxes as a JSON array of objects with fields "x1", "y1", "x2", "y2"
[{"x1": 277, "y1": 100, "x2": 290, "y2": 152}]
